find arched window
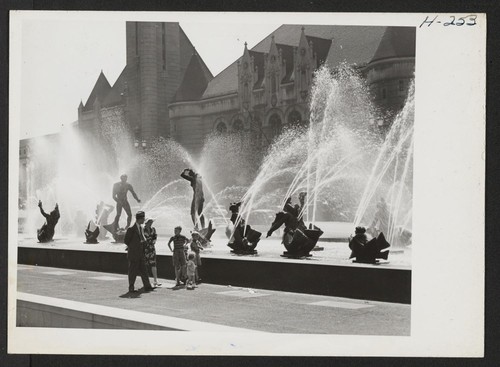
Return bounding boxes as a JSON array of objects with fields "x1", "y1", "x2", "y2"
[
  {"x1": 215, "y1": 121, "x2": 227, "y2": 134},
  {"x1": 233, "y1": 119, "x2": 244, "y2": 132},
  {"x1": 287, "y1": 110, "x2": 303, "y2": 127},
  {"x1": 269, "y1": 114, "x2": 282, "y2": 137}
]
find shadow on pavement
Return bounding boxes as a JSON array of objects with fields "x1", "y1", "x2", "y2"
[
  {"x1": 170, "y1": 285, "x2": 186, "y2": 291},
  {"x1": 119, "y1": 288, "x2": 155, "y2": 298}
]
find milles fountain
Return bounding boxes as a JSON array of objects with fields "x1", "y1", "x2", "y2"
[{"x1": 20, "y1": 64, "x2": 414, "y2": 264}]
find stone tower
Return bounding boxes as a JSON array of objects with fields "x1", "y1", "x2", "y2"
[{"x1": 124, "y1": 22, "x2": 201, "y2": 142}]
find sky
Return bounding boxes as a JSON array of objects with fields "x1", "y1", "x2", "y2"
[{"x1": 18, "y1": 18, "x2": 281, "y2": 139}]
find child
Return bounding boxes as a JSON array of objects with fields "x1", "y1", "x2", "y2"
[
  {"x1": 186, "y1": 253, "x2": 197, "y2": 290},
  {"x1": 190, "y1": 231, "x2": 204, "y2": 284},
  {"x1": 167, "y1": 226, "x2": 189, "y2": 286}
]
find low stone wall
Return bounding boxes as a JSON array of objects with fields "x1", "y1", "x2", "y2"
[
  {"x1": 18, "y1": 247, "x2": 411, "y2": 304},
  {"x1": 17, "y1": 293, "x2": 177, "y2": 330},
  {"x1": 17, "y1": 292, "x2": 259, "y2": 331}
]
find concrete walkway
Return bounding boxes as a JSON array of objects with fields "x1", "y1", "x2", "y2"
[{"x1": 16, "y1": 264, "x2": 410, "y2": 335}]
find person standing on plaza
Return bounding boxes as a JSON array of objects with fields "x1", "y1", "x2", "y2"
[
  {"x1": 143, "y1": 218, "x2": 161, "y2": 287},
  {"x1": 124, "y1": 211, "x2": 153, "y2": 293},
  {"x1": 189, "y1": 231, "x2": 204, "y2": 284},
  {"x1": 112, "y1": 174, "x2": 141, "y2": 230},
  {"x1": 168, "y1": 226, "x2": 189, "y2": 286},
  {"x1": 186, "y1": 253, "x2": 197, "y2": 290}
]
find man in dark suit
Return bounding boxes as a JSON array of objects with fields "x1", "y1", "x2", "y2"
[{"x1": 124, "y1": 211, "x2": 154, "y2": 293}]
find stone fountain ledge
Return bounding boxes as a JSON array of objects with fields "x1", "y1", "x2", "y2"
[{"x1": 17, "y1": 235, "x2": 411, "y2": 270}]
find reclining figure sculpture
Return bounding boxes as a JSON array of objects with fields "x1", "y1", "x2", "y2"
[
  {"x1": 225, "y1": 202, "x2": 261, "y2": 254},
  {"x1": 266, "y1": 193, "x2": 323, "y2": 258},
  {"x1": 348, "y1": 226, "x2": 390, "y2": 264},
  {"x1": 102, "y1": 223, "x2": 127, "y2": 243},
  {"x1": 197, "y1": 220, "x2": 216, "y2": 248}
]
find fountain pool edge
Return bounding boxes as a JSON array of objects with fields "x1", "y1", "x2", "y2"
[{"x1": 18, "y1": 246, "x2": 411, "y2": 304}]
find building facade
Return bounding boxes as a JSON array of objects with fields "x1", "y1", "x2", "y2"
[
  {"x1": 167, "y1": 25, "x2": 415, "y2": 155},
  {"x1": 28, "y1": 23, "x2": 416, "y2": 162},
  {"x1": 77, "y1": 22, "x2": 213, "y2": 145}
]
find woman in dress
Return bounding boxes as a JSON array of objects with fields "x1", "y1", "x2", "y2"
[{"x1": 143, "y1": 218, "x2": 161, "y2": 286}]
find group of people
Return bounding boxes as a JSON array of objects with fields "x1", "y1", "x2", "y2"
[
  {"x1": 124, "y1": 210, "x2": 205, "y2": 293},
  {"x1": 167, "y1": 226, "x2": 203, "y2": 288},
  {"x1": 35, "y1": 169, "x2": 208, "y2": 292}
]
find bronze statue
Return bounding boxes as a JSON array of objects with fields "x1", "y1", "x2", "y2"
[
  {"x1": 266, "y1": 193, "x2": 323, "y2": 258},
  {"x1": 181, "y1": 168, "x2": 205, "y2": 229},
  {"x1": 348, "y1": 226, "x2": 390, "y2": 264},
  {"x1": 37, "y1": 201, "x2": 60, "y2": 243},
  {"x1": 226, "y1": 202, "x2": 261, "y2": 254}
]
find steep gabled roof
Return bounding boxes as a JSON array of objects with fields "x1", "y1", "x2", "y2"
[
  {"x1": 179, "y1": 26, "x2": 214, "y2": 81},
  {"x1": 249, "y1": 50, "x2": 265, "y2": 89},
  {"x1": 173, "y1": 52, "x2": 214, "y2": 102},
  {"x1": 370, "y1": 27, "x2": 416, "y2": 63},
  {"x1": 102, "y1": 66, "x2": 127, "y2": 107},
  {"x1": 83, "y1": 71, "x2": 112, "y2": 111},
  {"x1": 324, "y1": 26, "x2": 386, "y2": 68},
  {"x1": 202, "y1": 62, "x2": 239, "y2": 99},
  {"x1": 201, "y1": 24, "x2": 388, "y2": 99}
]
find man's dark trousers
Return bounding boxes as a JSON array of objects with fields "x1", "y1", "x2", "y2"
[{"x1": 128, "y1": 259, "x2": 151, "y2": 291}]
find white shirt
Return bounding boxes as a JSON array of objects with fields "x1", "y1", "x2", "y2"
[{"x1": 137, "y1": 223, "x2": 146, "y2": 242}]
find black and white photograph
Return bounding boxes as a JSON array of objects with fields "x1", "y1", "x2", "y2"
[{"x1": 8, "y1": 11, "x2": 485, "y2": 356}]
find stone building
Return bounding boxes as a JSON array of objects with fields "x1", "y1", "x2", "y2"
[
  {"x1": 77, "y1": 22, "x2": 213, "y2": 144},
  {"x1": 170, "y1": 24, "x2": 416, "y2": 154},
  {"x1": 18, "y1": 22, "x2": 415, "y2": 208},
  {"x1": 76, "y1": 22, "x2": 415, "y2": 156}
]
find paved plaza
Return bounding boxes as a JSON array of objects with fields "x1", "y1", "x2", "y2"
[{"x1": 17, "y1": 264, "x2": 410, "y2": 335}]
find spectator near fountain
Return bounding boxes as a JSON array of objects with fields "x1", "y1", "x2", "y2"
[
  {"x1": 186, "y1": 253, "x2": 197, "y2": 290},
  {"x1": 180, "y1": 168, "x2": 205, "y2": 229},
  {"x1": 168, "y1": 226, "x2": 189, "y2": 287},
  {"x1": 143, "y1": 218, "x2": 161, "y2": 287},
  {"x1": 124, "y1": 211, "x2": 154, "y2": 293},
  {"x1": 348, "y1": 226, "x2": 390, "y2": 264},
  {"x1": 112, "y1": 174, "x2": 141, "y2": 230},
  {"x1": 37, "y1": 200, "x2": 60, "y2": 243},
  {"x1": 189, "y1": 231, "x2": 204, "y2": 284},
  {"x1": 266, "y1": 193, "x2": 323, "y2": 258}
]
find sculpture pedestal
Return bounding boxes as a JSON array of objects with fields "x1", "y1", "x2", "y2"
[
  {"x1": 102, "y1": 223, "x2": 126, "y2": 243},
  {"x1": 111, "y1": 231, "x2": 126, "y2": 243},
  {"x1": 349, "y1": 232, "x2": 390, "y2": 264},
  {"x1": 281, "y1": 251, "x2": 313, "y2": 259},
  {"x1": 198, "y1": 221, "x2": 216, "y2": 247},
  {"x1": 282, "y1": 225, "x2": 324, "y2": 258},
  {"x1": 230, "y1": 249, "x2": 258, "y2": 256}
]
